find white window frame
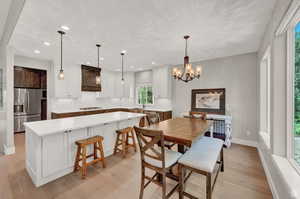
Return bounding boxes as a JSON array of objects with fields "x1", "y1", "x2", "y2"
[
  {"x1": 259, "y1": 46, "x2": 271, "y2": 149},
  {"x1": 136, "y1": 83, "x2": 154, "y2": 105},
  {"x1": 287, "y1": 10, "x2": 300, "y2": 174}
]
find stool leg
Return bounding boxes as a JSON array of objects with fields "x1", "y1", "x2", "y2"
[
  {"x1": 74, "y1": 146, "x2": 81, "y2": 172},
  {"x1": 93, "y1": 142, "x2": 98, "y2": 160},
  {"x1": 122, "y1": 133, "x2": 126, "y2": 158},
  {"x1": 114, "y1": 133, "x2": 120, "y2": 155},
  {"x1": 81, "y1": 146, "x2": 87, "y2": 179},
  {"x1": 130, "y1": 130, "x2": 137, "y2": 152},
  {"x1": 98, "y1": 140, "x2": 106, "y2": 168}
]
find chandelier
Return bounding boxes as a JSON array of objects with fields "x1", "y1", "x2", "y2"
[{"x1": 172, "y1": 35, "x2": 202, "y2": 83}]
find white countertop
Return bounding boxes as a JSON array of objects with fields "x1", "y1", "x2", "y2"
[
  {"x1": 24, "y1": 112, "x2": 145, "y2": 137},
  {"x1": 51, "y1": 106, "x2": 172, "y2": 114}
]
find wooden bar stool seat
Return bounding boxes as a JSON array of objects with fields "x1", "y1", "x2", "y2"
[
  {"x1": 114, "y1": 127, "x2": 137, "y2": 158},
  {"x1": 74, "y1": 135, "x2": 106, "y2": 179}
]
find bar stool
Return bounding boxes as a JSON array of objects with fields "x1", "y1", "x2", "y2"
[
  {"x1": 74, "y1": 135, "x2": 106, "y2": 179},
  {"x1": 113, "y1": 127, "x2": 137, "y2": 158}
]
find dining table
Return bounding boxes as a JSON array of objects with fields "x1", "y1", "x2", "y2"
[{"x1": 145, "y1": 117, "x2": 214, "y2": 153}]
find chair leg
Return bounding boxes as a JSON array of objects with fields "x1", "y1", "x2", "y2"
[
  {"x1": 98, "y1": 141, "x2": 106, "y2": 168},
  {"x1": 178, "y1": 164, "x2": 184, "y2": 199},
  {"x1": 162, "y1": 172, "x2": 167, "y2": 199},
  {"x1": 206, "y1": 173, "x2": 212, "y2": 199},
  {"x1": 131, "y1": 130, "x2": 137, "y2": 152},
  {"x1": 74, "y1": 145, "x2": 81, "y2": 172},
  {"x1": 114, "y1": 133, "x2": 120, "y2": 155},
  {"x1": 221, "y1": 148, "x2": 224, "y2": 172},
  {"x1": 122, "y1": 133, "x2": 126, "y2": 158},
  {"x1": 139, "y1": 166, "x2": 145, "y2": 199},
  {"x1": 81, "y1": 146, "x2": 87, "y2": 179}
]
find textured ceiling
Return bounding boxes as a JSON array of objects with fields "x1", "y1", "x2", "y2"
[{"x1": 10, "y1": 0, "x2": 275, "y2": 71}]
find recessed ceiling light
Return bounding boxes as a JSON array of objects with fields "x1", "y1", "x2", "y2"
[
  {"x1": 43, "y1": 41, "x2": 51, "y2": 46},
  {"x1": 115, "y1": 69, "x2": 121, "y2": 71},
  {"x1": 61, "y1": 25, "x2": 70, "y2": 31},
  {"x1": 130, "y1": 66, "x2": 134, "y2": 68},
  {"x1": 34, "y1": 50, "x2": 40, "y2": 54},
  {"x1": 151, "y1": 61, "x2": 156, "y2": 65},
  {"x1": 100, "y1": 57, "x2": 104, "y2": 61},
  {"x1": 138, "y1": 68, "x2": 143, "y2": 70},
  {"x1": 121, "y1": 50, "x2": 126, "y2": 54}
]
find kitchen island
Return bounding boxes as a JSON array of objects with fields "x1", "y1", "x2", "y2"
[{"x1": 24, "y1": 111, "x2": 145, "y2": 187}]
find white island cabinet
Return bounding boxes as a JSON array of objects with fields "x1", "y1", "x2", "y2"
[{"x1": 24, "y1": 112, "x2": 144, "y2": 187}]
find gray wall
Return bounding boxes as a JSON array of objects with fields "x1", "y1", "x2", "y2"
[{"x1": 172, "y1": 52, "x2": 258, "y2": 142}]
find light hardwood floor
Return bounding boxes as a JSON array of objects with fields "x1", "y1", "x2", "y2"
[{"x1": 0, "y1": 134, "x2": 272, "y2": 199}]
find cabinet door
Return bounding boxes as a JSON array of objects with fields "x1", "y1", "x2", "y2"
[
  {"x1": 91, "y1": 123, "x2": 117, "y2": 156},
  {"x1": 25, "y1": 70, "x2": 40, "y2": 88},
  {"x1": 42, "y1": 133, "x2": 68, "y2": 178},
  {"x1": 40, "y1": 71, "x2": 47, "y2": 89},
  {"x1": 14, "y1": 67, "x2": 25, "y2": 88},
  {"x1": 67, "y1": 129, "x2": 88, "y2": 167}
]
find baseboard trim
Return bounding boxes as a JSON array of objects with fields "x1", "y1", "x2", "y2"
[
  {"x1": 4, "y1": 144, "x2": 15, "y2": 155},
  {"x1": 257, "y1": 147, "x2": 279, "y2": 199},
  {"x1": 231, "y1": 138, "x2": 258, "y2": 148}
]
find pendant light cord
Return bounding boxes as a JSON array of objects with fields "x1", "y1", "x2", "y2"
[
  {"x1": 57, "y1": 30, "x2": 65, "y2": 71},
  {"x1": 121, "y1": 53, "x2": 124, "y2": 80}
]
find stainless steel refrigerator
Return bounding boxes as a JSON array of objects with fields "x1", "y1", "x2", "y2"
[{"x1": 14, "y1": 88, "x2": 42, "y2": 132}]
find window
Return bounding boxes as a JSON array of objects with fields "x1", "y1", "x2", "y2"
[
  {"x1": 259, "y1": 47, "x2": 271, "y2": 147},
  {"x1": 136, "y1": 85, "x2": 153, "y2": 105},
  {"x1": 293, "y1": 22, "x2": 300, "y2": 166}
]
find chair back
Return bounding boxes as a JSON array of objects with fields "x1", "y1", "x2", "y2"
[
  {"x1": 189, "y1": 111, "x2": 207, "y2": 120},
  {"x1": 144, "y1": 111, "x2": 160, "y2": 126},
  {"x1": 134, "y1": 126, "x2": 166, "y2": 168}
]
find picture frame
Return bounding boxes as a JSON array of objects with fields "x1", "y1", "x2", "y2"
[{"x1": 191, "y1": 88, "x2": 225, "y2": 115}]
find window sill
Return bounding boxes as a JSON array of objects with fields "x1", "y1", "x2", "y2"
[{"x1": 272, "y1": 155, "x2": 300, "y2": 198}]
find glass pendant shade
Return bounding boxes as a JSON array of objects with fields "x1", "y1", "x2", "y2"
[
  {"x1": 58, "y1": 69, "x2": 64, "y2": 80},
  {"x1": 121, "y1": 78, "x2": 125, "y2": 85},
  {"x1": 96, "y1": 75, "x2": 101, "y2": 84}
]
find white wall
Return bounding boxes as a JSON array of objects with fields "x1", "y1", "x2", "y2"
[
  {"x1": 172, "y1": 52, "x2": 258, "y2": 142},
  {"x1": 0, "y1": 0, "x2": 25, "y2": 155},
  {"x1": 257, "y1": 0, "x2": 295, "y2": 198}
]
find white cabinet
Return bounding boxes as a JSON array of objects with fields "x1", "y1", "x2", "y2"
[
  {"x1": 42, "y1": 133, "x2": 68, "y2": 178},
  {"x1": 90, "y1": 122, "x2": 118, "y2": 156},
  {"x1": 67, "y1": 128, "x2": 88, "y2": 167},
  {"x1": 152, "y1": 67, "x2": 171, "y2": 99},
  {"x1": 42, "y1": 128, "x2": 88, "y2": 177},
  {"x1": 54, "y1": 65, "x2": 81, "y2": 99}
]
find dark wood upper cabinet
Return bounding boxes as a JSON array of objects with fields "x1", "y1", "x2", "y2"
[
  {"x1": 81, "y1": 65, "x2": 101, "y2": 92},
  {"x1": 40, "y1": 71, "x2": 47, "y2": 89},
  {"x1": 14, "y1": 66, "x2": 47, "y2": 89}
]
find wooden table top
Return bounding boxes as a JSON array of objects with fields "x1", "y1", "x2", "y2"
[{"x1": 146, "y1": 117, "x2": 213, "y2": 147}]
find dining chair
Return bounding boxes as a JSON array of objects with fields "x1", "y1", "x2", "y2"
[
  {"x1": 134, "y1": 126, "x2": 182, "y2": 199},
  {"x1": 144, "y1": 111, "x2": 175, "y2": 149}
]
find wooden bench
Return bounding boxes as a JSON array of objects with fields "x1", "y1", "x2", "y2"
[
  {"x1": 74, "y1": 135, "x2": 106, "y2": 179},
  {"x1": 178, "y1": 137, "x2": 224, "y2": 199}
]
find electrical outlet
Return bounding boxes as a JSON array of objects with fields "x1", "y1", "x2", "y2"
[{"x1": 246, "y1": 130, "x2": 251, "y2": 136}]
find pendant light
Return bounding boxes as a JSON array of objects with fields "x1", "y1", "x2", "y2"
[
  {"x1": 57, "y1": 30, "x2": 66, "y2": 80},
  {"x1": 172, "y1": 35, "x2": 202, "y2": 83},
  {"x1": 95, "y1": 44, "x2": 101, "y2": 85},
  {"x1": 121, "y1": 51, "x2": 125, "y2": 85}
]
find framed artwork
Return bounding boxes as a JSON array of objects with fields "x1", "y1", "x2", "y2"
[{"x1": 191, "y1": 88, "x2": 225, "y2": 115}]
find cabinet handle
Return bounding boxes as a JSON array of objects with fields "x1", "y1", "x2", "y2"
[{"x1": 103, "y1": 123, "x2": 109, "y2": 125}]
